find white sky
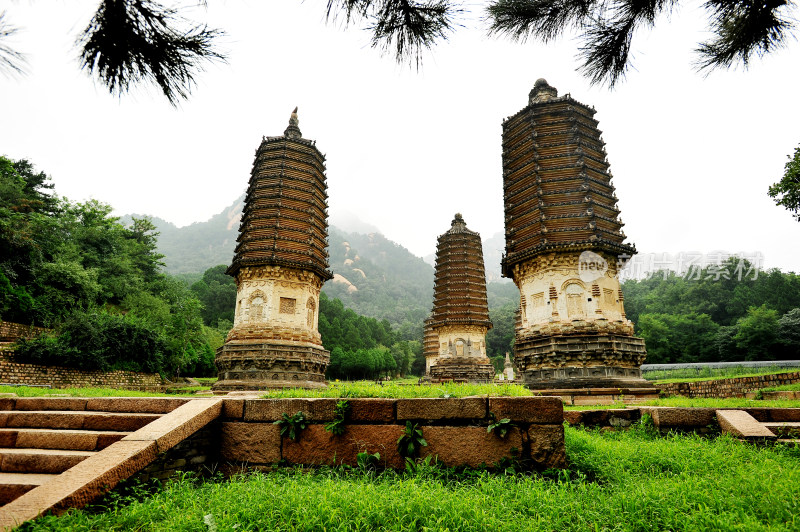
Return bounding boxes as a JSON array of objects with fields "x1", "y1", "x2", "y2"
[{"x1": 2, "y1": 1, "x2": 799, "y2": 273}]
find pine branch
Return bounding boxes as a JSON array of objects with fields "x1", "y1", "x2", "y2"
[
  {"x1": 0, "y1": 11, "x2": 28, "y2": 77},
  {"x1": 487, "y1": 0, "x2": 596, "y2": 43},
  {"x1": 77, "y1": 0, "x2": 225, "y2": 106},
  {"x1": 695, "y1": 0, "x2": 794, "y2": 71},
  {"x1": 369, "y1": 0, "x2": 462, "y2": 69}
]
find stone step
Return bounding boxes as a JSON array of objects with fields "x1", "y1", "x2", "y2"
[
  {"x1": 0, "y1": 448, "x2": 95, "y2": 474},
  {"x1": 0, "y1": 411, "x2": 162, "y2": 432},
  {"x1": 763, "y1": 422, "x2": 800, "y2": 438},
  {"x1": 0, "y1": 473, "x2": 58, "y2": 505},
  {"x1": 776, "y1": 438, "x2": 800, "y2": 448},
  {"x1": 716, "y1": 410, "x2": 777, "y2": 441},
  {"x1": 0, "y1": 428, "x2": 130, "y2": 451}
]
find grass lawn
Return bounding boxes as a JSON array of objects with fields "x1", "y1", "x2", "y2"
[
  {"x1": 0, "y1": 385, "x2": 177, "y2": 398},
  {"x1": 23, "y1": 425, "x2": 800, "y2": 531},
  {"x1": 264, "y1": 381, "x2": 532, "y2": 399},
  {"x1": 644, "y1": 366, "x2": 800, "y2": 384},
  {"x1": 761, "y1": 383, "x2": 800, "y2": 392}
]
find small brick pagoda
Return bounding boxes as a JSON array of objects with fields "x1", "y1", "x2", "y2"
[
  {"x1": 427, "y1": 214, "x2": 494, "y2": 382},
  {"x1": 501, "y1": 79, "x2": 649, "y2": 389},
  {"x1": 214, "y1": 109, "x2": 332, "y2": 391}
]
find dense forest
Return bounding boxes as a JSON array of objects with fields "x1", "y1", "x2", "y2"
[
  {"x1": 0, "y1": 157, "x2": 222, "y2": 377},
  {"x1": 622, "y1": 263, "x2": 800, "y2": 363}
]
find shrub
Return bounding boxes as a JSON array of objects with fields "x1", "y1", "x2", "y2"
[{"x1": 14, "y1": 310, "x2": 167, "y2": 374}]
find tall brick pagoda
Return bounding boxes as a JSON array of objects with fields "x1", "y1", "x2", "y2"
[
  {"x1": 501, "y1": 79, "x2": 648, "y2": 389},
  {"x1": 214, "y1": 108, "x2": 332, "y2": 391},
  {"x1": 427, "y1": 214, "x2": 494, "y2": 382}
]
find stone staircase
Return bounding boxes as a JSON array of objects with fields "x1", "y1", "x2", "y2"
[
  {"x1": 716, "y1": 409, "x2": 800, "y2": 446},
  {"x1": 0, "y1": 398, "x2": 162, "y2": 506},
  {"x1": 0, "y1": 397, "x2": 222, "y2": 530}
]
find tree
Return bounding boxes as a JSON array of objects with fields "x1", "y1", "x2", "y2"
[
  {"x1": 4, "y1": 1, "x2": 795, "y2": 102},
  {"x1": 190, "y1": 264, "x2": 236, "y2": 327},
  {"x1": 769, "y1": 143, "x2": 800, "y2": 221},
  {"x1": 734, "y1": 305, "x2": 781, "y2": 361},
  {"x1": 777, "y1": 308, "x2": 800, "y2": 358}
]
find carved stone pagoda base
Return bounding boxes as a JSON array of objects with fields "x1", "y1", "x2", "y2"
[
  {"x1": 213, "y1": 342, "x2": 329, "y2": 391},
  {"x1": 429, "y1": 357, "x2": 495, "y2": 383},
  {"x1": 515, "y1": 334, "x2": 654, "y2": 389}
]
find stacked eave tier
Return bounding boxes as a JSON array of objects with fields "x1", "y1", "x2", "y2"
[
  {"x1": 430, "y1": 233, "x2": 491, "y2": 329},
  {"x1": 501, "y1": 97, "x2": 635, "y2": 275},
  {"x1": 229, "y1": 136, "x2": 333, "y2": 280}
]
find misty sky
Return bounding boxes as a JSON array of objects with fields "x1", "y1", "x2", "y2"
[{"x1": 2, "y1": 2, "x2": 799, "y2": 274}]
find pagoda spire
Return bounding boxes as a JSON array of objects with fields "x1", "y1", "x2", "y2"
[{"x1": 284, "y1": 106, "x2": 302, "y2": 139}]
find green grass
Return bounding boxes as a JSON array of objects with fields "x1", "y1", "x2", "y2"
[
  {"x1": 24, "y1": 426, "x2": 800, "y2": 531},
  {"x1": 760, "y1": 383, "x2": 800, "y2": 392},
  {"x1": 0, "y1": 385, "x2": 176, "y2": 398},
  {"x1": 264, "y1": 381, "x2": 532, "y2": 399},
  {"x1": 644, "y1": 365, "x2": 799, "y2": 384}
]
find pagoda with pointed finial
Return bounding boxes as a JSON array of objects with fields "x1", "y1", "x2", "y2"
[
  {"x1": 214, "y1": 108, "x2": 333, "y2": 391},
  {"x1": 501, "y1": 79, "x2": 650, "y2": 389},
  {"x1": 427, "y1": 214, "x2": 494, "y2": 382}
]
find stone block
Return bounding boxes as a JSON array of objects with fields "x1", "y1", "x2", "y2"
[
  {"x1": 0, "y1": 430, "x2": 17, "y2": 447},
  {"x1": 83, "y1": 413, "x2": 161, "y2": 432},
  {"x1": 420, "y1": 426, "x2": 522, "y2": 468},
  {"x1": 488, "y1": 397, "x2": 563, "y2": 424},
  {"x1": 6, "y1": 412, "x2": 86, "y2": 430},
  {"x1": 396, "y1": 398, "x2": 486, "y2": 421},
  {"x1": 348, "y1": 399, "x2": 395, "y2": 423},
  {"x1": 222, "y1": 399, "x2": 245, "y2": 420},
  {"x1": 562, "y1": 411, "x2": 583, "y2": 425},
  {"x1": 15, "y1": 430, "x2": 99, "y2": 452},
  {"x1": 717, "y1": 410, "x2": 776, "y2": 441},
  {"x1": 0, "y1": 398, "x2": 16, "y2": 411},
  {"x1": 85, "y1": 398, "x2": 189, "y2": 414},
  {"x1": 0, "y1": 449, "x2": 93, "y2": 474},
  {"x1": 123, "y1": 399, "x2": 222, "y2": 453},
  {"x1": 282, "y1": 424, "x2": 405, "y2": 469},
  {"x1": 639, "y1": 407, "x2": 716, "y2": 428},
  {"x1": 528, "y1": 425, "x2": 567, "y2": 470},
  {"x1": 243, "y1": 398, "x2": 337, "y2": 422},
  {"x1": 14, "y1": 398, "x2": 87, "y2": 412},
  {"x1": 220, "y1": 422, "x2": 281, "y2": 464},
  {"x1": 571, "y1": 395, "x2": 616, "y2": 406}
]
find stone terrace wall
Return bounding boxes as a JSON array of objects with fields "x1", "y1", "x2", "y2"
[
  {"x1": 0, "y1": 321, "x2": 48, "y2": 343},
  {"x1": 0, "y1": 353, "x2": 163, "y2": 390},
  {"x1": 218, "y1": 397, "x2": 566, "y2": 471},
  {"x1": 655, "y1": 372, "x2": 800, "y2": 399}
]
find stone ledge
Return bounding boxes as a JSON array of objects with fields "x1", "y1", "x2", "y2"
[
  {"x1": 242, "y1": 398, "x2": 337, "y2": 422},
  {"x1": 396, "y1": 398, "x2": 486, "y2": 421},
  {"x1": 488, "y1": 397, "x2": 562, "y2": 424}
]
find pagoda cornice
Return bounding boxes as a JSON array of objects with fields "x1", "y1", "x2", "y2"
[
  {"x1": 227, "y1": 256, "x2": 332, "y2": 281},
  {"x1": 501, "y1": 240, "x2": 636, "y2": 278},
  {"x1": 259, "y1": 135, "x2": 321, "y2": 150}
]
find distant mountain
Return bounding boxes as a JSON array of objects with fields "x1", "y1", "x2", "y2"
[
  {"x1": 325, "y1": 227, "x2": 434, "y2": 333},
  {"x1": 121, "y1": 195, "x2": 244, "y2": 274},
  {"x1": 122, "y1": 196, "x2": 518, "y2": 332}
]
